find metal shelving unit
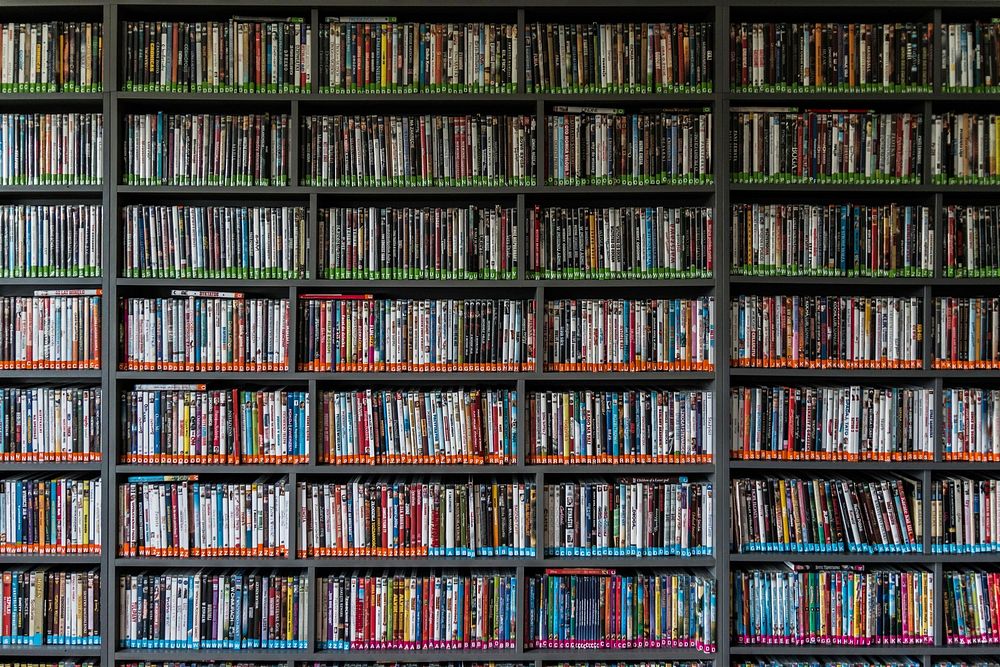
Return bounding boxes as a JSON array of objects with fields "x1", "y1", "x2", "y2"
[{"x1": 3, "y1": 0, "x2": 1000, "y2": 666}]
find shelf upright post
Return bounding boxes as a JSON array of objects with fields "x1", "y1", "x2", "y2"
[
  {"x1": 100, "y1": 2, "x2": 120, "y2": 665},
  {"x1": 105, "y1": 1, "x2": 120, "y2": 660},
  {"x1": 714, "y1": 3, "x2": 731, "y2": 665}
]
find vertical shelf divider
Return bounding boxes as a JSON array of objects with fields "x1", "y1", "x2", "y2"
[
  {"x1": 102, "y1": 2, "x2": 117, "y2": 663},
  {"x1": 106, "y1": 1, "x2": 120, "y2": 658},
  {"x1": 715, "y1": 3, "x2": 731, "y2": 664}
]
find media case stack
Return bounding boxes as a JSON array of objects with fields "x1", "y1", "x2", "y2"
[
  {"x1": 0, "y1": 2, "x2": 107, "y2": 665},
  {"x1": 5, "y1": 2, "x2": 1000, "y2": 667},
  {"x1": 104, "y1": 3, "x2": 723, "y2": 664},
  {"x1": 727, "y1": 5, "x2": 1000, "y2": 667}
]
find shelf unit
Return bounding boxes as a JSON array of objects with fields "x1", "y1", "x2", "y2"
[{"x1": 3, "y1": 0, "x2": 999, "y2": 666}]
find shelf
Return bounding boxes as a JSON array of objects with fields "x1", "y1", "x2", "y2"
[
  {"x1": 731, "y1": 275, "x2": 930, "y2": 286},
  {"x1": 115, "y1": 370, "x2": 715, "y2": 382},
  {"x1": 1, "y1": 645, "x2": 102, "y2": 657},
  {"x1": 532, "y1": 463, "x2": 716, "y2": 474},
  {"x1": 532, "y1": 371, "x2": 715, "y2": 381},
  {"x1": 729, "y1": 646, "x2": 1000, "y2": 656},
  {"x1": 115, "y1": 462, "x2": 717, "y2": 475},
  {"x1": 116, "y1": 183, "x2": 715, "y2": 195},
  {"x1": 2, "y1": 0, "x2": 104, "y2": 5},
  {"x1": 729, "y1": 368, "x2": 1000, "y2": 380},
  {"x1": 926, "y1": 461, "x2": 1000, "y2": 470},
  {"x1": 113, "y1": 555, "x2": 714, "y2": 568},
  {"x1": 114, "y1": 557, "x2": 305, "y2": 568},
  {"x1": 532, "y1": 556, "x2": 716, "y2": 568},
  {"x1": 0, "y1": 92, "x2": 104, "y2": 103},
  {"x1": 736, "y1": 460, "x2": 1000, "y2": 472},
  {"x1": 729, "y1": 460, "x2": 1000, "y2": 472},
  {"x1": 315, "y1": 184, "x2": 716, "y2": 195},
  {"x1": 732, "y1": 182, "x2": 1000, "y2": 194},
  {"x1": 115, "y1": 463, "x2": 522, "y2": 474},
  {"x1": 934, "y1": 278, "x2": 1000, "y2": 286},
  {"x1": 729, "y1": 183, "x2": 936, "y2": 193},
  {"x1": 540, "y1": 92, "x2": 715, "y2": 103},
  {"x1": 0, "y1": 553, "x2": 102, "y2": 565},
  {"x1": 0, "y1": 185, "x2": 103, "y2": 195},
  {"x1": 730, "y1": 551, "x2": 1000, "y2": 565},
  {"x1": 935, "y1": 184, "x2": 1000, "y2": 193},
  {"x1": 309, "y1": 557, "x2": 535, "y2": 568},
  {"x1": 730, "y1": 91, "x2": 937, "y2": 102},
  {"x1": 732, "y1": 276, "x2": 1000, "y2": 287},
  {"x1": 113, "y1": 647, "x2": 996, "y2": 661},
  {"x1": 0, "y1": 369, "x2": 103, "y2": 381},
  {"x1": 110, "y1": 0, "x2": 712, "y2": 6},
  {"x1": 525, "y1": 648, "x2": 718, "y2": 660},
  {"x1": 729, "y1": 368, "x2": 938, "y2": 379},
  {"x1": 116, "y1": 185, "x2": 312, "y2": 195},
  {"x1": 930, "y1": 370, "x2": 1000, "y2": 379},
  {"x1": 115, "y1": 648, "x2": 640, "y2": 662},
  {"x1": 0, "y1": 276, "x2": 103, "y2": 286},
  {"x1": 117, "y1": 91, "x2": 317, "y2": 102},
  {"x1": 730, "y1": 460, "x2": 940, "y2": 471},
  {"x1": 934, "y1": 553, "x2": 1000, "y2": 565},
  {"x1": 114, "y1": 648, "x2": 309, "y2": 661},
  {"x1": 115, "y1": 91, "x2": 717, "y2": 104},
  {"x1": 730, "y1": 552, "x2": 935, "y2": 565},
  {"x1": 114, "y1": 370, "x2": 518, "y2": 382},
  {"x1": 0, "y1": 461, "x2": 102, "y2": 472},
  {"x1": 116, "y1": 277, "x2": 717, "y2": 289},
  {"x1": 109, "y1": 275, "x2": 1000, "y2": 290}
]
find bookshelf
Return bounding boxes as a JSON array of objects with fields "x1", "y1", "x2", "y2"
[{"x1": 2, "y1": 0, "x2": 999, "y2": 666}]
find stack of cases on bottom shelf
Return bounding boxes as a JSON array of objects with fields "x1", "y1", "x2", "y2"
[{"x1": 6, "y1": 2, "x2": 1000, "y2": 667}]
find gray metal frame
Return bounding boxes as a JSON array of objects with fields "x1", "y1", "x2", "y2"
[{"x1": 1, "y1": 1, "x2": 999, "y2": 666}]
